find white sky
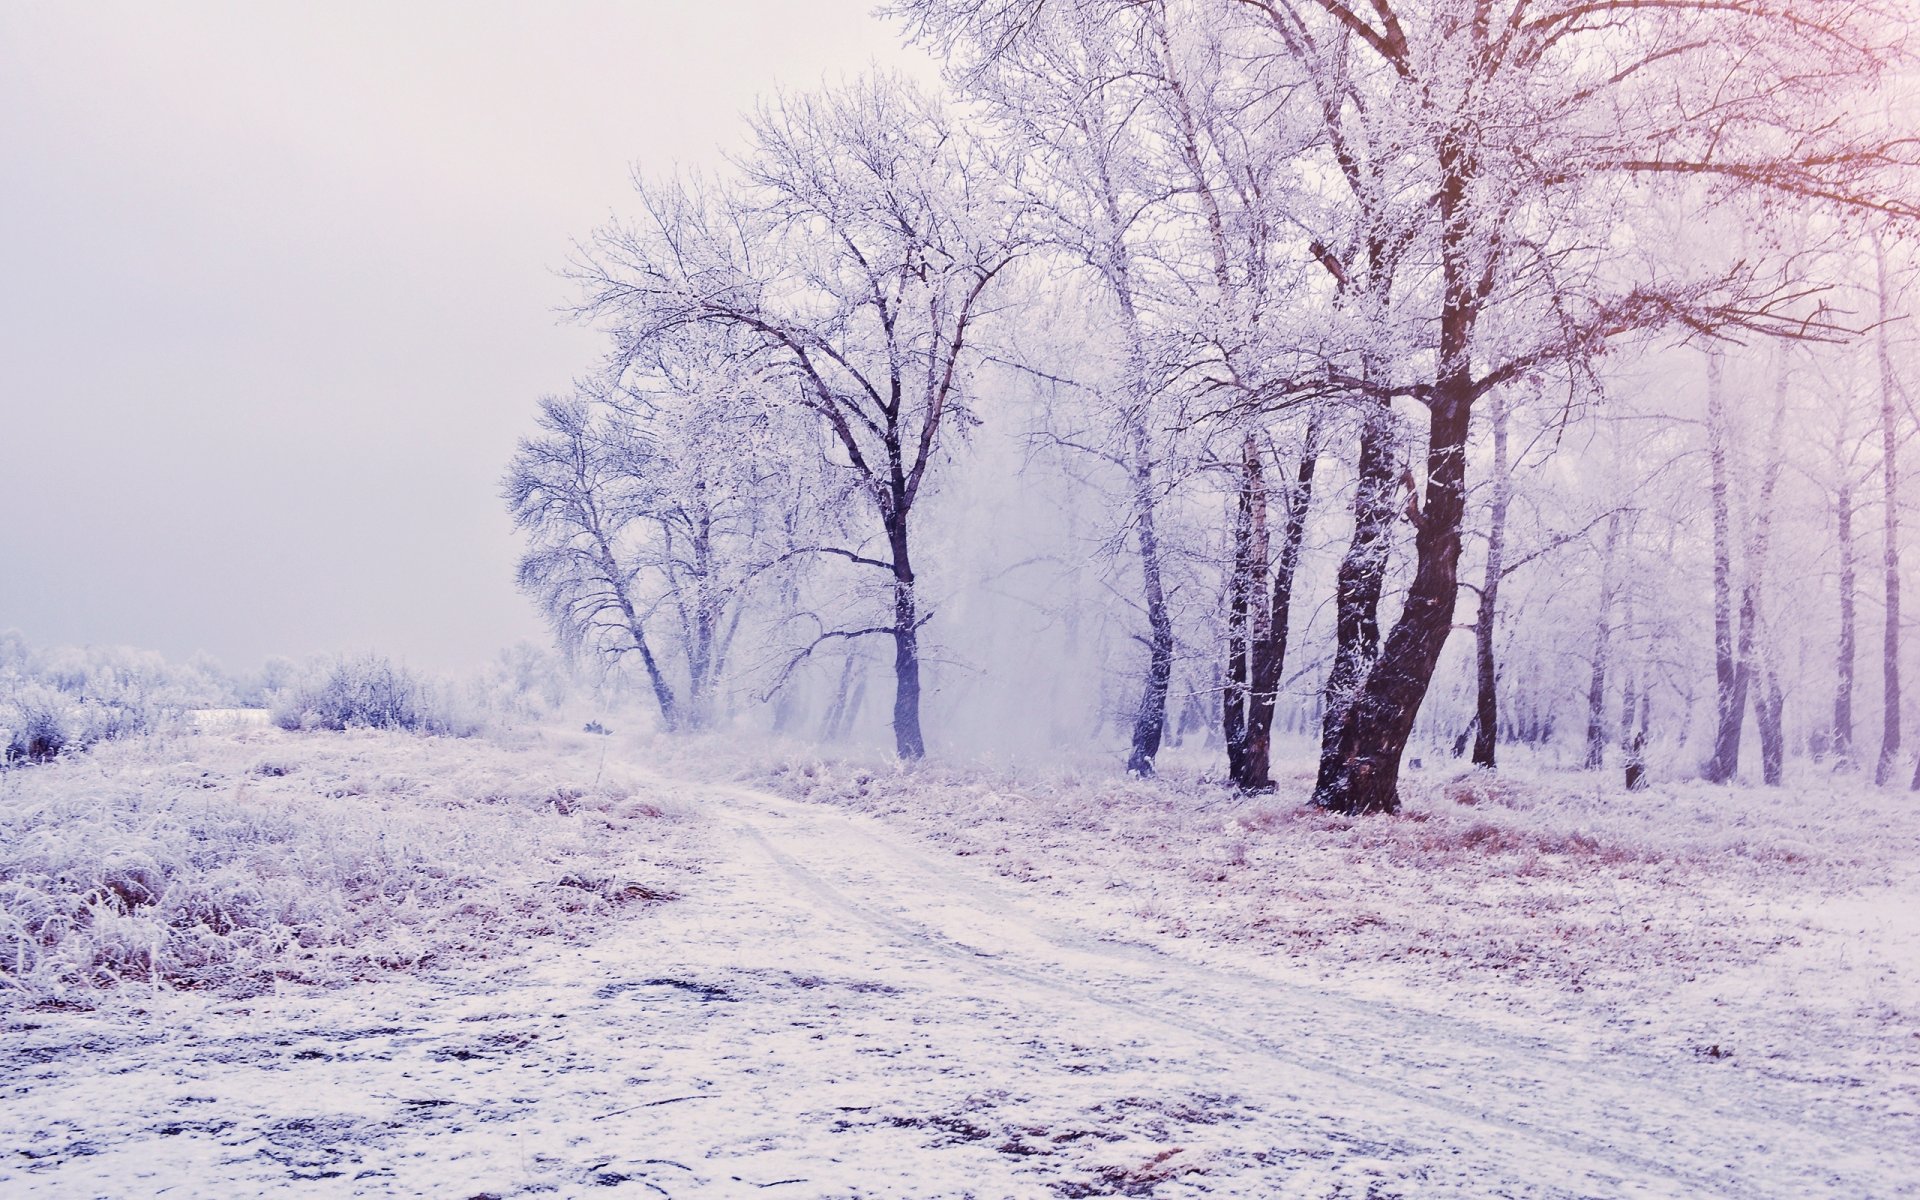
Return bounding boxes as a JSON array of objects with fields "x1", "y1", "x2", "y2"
[{"x1": 0, "y1": 1, "x2": 929, "y2": 673}]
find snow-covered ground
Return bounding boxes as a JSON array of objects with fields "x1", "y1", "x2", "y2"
[{"x1": 4, "y1": 727, "x2": 1918, "y2": 1196}]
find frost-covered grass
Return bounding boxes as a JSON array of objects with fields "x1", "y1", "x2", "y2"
[
  {"x1": 0, "y1": 725, "x2": 695, "y2": 1008},
  {"x1": 644, "y1": 733, "x2": 1920, "y2": 1117}
]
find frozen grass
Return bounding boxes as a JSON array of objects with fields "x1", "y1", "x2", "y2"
[
  {"x1": 0, "y1": 725, "x2": 696, "y2": 1008},
  {"x1": 639, "y1": 732, "x2": 1920, "y2": 1117}
]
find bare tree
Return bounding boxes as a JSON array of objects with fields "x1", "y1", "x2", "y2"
[
  {"x1": 504, "y1": 391, "x2": 682, "y2": 729},
  {"x1": 576, "y1": 78, "x2": 1025, "y2": 759}
]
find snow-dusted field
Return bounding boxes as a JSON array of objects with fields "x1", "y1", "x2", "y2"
[{"x1": 4, "y1": 728, "x2": 1918, "y2": 1197}]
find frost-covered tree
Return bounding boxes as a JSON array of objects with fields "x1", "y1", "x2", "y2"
[
  {"x1": 504, "y1": 336, "x2": 814, "y2": 731},
  {"x1": 574, "y1": 76, "x2": 1025, "y2": 759}
]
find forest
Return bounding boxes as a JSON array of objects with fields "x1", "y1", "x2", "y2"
[{"x1": 505, "y1": 0, "x2": 1920, "y2": 812}]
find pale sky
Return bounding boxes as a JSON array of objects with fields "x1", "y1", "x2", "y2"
[{"x1": 0, "y1": 1, "x2": 928, "y2": 673}]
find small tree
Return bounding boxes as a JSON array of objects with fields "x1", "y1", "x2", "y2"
[{"x1": 576, "y1": 77, "x2": 1025, "y2": 759}]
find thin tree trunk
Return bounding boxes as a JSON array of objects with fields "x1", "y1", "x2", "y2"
[
  {"x1": 1704, "y1": 351, "x2": 1747, "y2": 783},
  {"x1": 598, "y1": 543, "x2": 680, "y2": 732},
  {"x1": 820, "y1": 652, "x2": 858, "y2": 742},
  {"x1": 1116, "y1": 280, "x2": 1174, "y2": 776},
  {"x1": 1749, "y1": 355, "x2": 1790, "y2": 786},
  {"x1": 1834, "y1": 478, "x2": 1857, "y2": 764},
  {"x1": 1876, "y1": 235, "x2": 1903, "y2": 785},
  {"x1": 1126, "y1": 422, "x2": 1176, "y2": 775},
  {"x1": 1585, "y1": 511, "x2": 1624, "y2": 770},
  {"x1": 1244, "y1": 417, "x2": 1324, "y2": 789},
  {"x1": 1473, "y1": 389, "x2": 1511, "y2": 768},
  {"x1": 1223, "y1": 435, "x2": 1269, "y2": 787}
]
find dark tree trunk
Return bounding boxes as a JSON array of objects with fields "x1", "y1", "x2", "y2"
[
  {"x1": 1757, "y1": 675, "x2": 1785, "y2": 786},
  {"x1": 885, "y1": 486, "x2": 926, "y2": 761},
  {"x1": 1314, "y1": 389, "x2": 1473, "y2": 814},
  {"x1": 1223, "y1": 435, "x2": 1269, "y2": 788},
  {"x1": 1243, "y1": 418, "x2": 1324, "y2": 788},
  {"x1": 1704, "y1": 352, "x2": 1747, "y2": 783},
  {"x1": 1315, "y1": 136, "x2": 1478, "y2": 816},
  {"x1": 1314, "y1": 397, "x2": 1396, "y2": 796},
  {"x1": 1244, "y1": 416, "x2": 1320, "y2": 783},
  {"x1": 1473, "y1": 389, "x2": 1511, "y2": 769},
  {"x1": 1624, "y1": 733, "x2": 1649, "y2": 791},
  {"x1": 889, "y1": 576, "x2": 925, "y2": 759}
]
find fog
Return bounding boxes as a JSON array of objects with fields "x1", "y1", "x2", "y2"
[{"x1": 0, "y1": 1, "x2": 929, "y2": 673}]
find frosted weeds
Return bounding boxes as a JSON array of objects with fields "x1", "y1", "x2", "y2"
[
  {"x1": 5, "y1": 729, "x2": 1917, "y2": 1196},
  {"x1": 0, "y1": 727, "x2": 691, "y2": 1005}
]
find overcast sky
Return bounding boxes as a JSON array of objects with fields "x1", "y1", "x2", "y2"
[{"x1": 0, "y1": 1, "x2": 927, "y2": 673}]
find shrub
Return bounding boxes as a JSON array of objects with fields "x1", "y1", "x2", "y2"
[
  {"x1": 271, "y1": 655, "x2": 480, "y2": 737},
  {"x1": 1, "y1": 683, "x2": 159, "y2": 766}
]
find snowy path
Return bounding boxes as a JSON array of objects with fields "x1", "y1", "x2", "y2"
[
  {"x1": 712, "y1": 784, "x2": 1916, "y2": 1199},
  {"x1": 4, "y1": 774, "x2": 1915, "y2": 1198}
]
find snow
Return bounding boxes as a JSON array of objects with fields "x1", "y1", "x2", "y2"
[{"x1": 4, "y1": 727, "x2": 1919, "y2": 1196}]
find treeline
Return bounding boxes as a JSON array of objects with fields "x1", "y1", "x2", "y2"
[{"x1": 506, "y1": 0, "x2": 1919, "y2": 810}]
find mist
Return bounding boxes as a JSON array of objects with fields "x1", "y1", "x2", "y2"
[{"x1": 0, "y1": 1, "x2": 930, "y2": 674}]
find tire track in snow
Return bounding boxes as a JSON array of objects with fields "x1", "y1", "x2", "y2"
[{"x1": 706, "y1": 782, "x2": 1912, "y2": 1200}]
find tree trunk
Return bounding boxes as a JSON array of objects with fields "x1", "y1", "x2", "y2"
[
  {"x1": 1876, "y1": 235, "x2": 1903, "y2": 785},
  {"x1": 1314, "y1": 389, "x2": 1473, "y2": 814},
  {"x1": 1244, "y1": 418, "x2": 1324, "y2": 789},
  {"x1": 1124, "y1": 386, "x2": 1175, "y2": 777},
  {"x1": 1585, "y1": 511, "x2": 1624, "y2": 770},
  {"x1": 1314, "y1": 396, "x2": 1396, "y2": 796},
  {"x1": 1834, "y1": 478, "x2": 1857, "y2": 765},
  {"x1": 1473, "y1": 389, "x2": 1511, "y2": 768},
  {"x1": 1231, "y1": 421, "x2": 1325, "y2": 790},
  {"x1": 886, "y1": 500, "x2": 926, "y2": 761},
  {"x1": 602, "y1": 546, "x2": 680, "y2": 733},
  {"x1": 1703, "y1": 351, "x2": 1747, "y2": 783},
  {"x1": 1315, "y1": 138, "x2": 1477, "y2": 816},
  {"x1": 1748, "y1": 354, "x2": 1789, "y2": 786},
  {"x1": 1223, "y1": 434, "x2": 1269, "y2": 788},
  {"x1": 820, "y1": 652, "x2": 858, "y2": 742}
]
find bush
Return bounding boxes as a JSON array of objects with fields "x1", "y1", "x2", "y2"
[
  {"x1": 1, "y1": 683, "x2": 159, "y2": 766},
  {"x1": 0, "y1": 633, "x2": 227, "y2": 767},
  {"x1": 271, "y1": 655, "x2": 480, "y2": 737}
]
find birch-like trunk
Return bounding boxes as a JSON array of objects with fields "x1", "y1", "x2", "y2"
[
  {"x1": 1584, "y1": 510, "x2": 1624, "y2": 770},
  {"x1": 1473, "y1": 389, "x2": 1511, "y2": 768},
  {"x1": 1703, "y1": 350, "x2": 1747, "y2": 783},
  {"x1": 1875, "y1": 235, "x2": 1904, "y2": 786}
]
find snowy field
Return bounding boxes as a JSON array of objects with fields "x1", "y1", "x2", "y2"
[{"x1": 4, "y1": 726, "x2": 1918, "y2": 1197}]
